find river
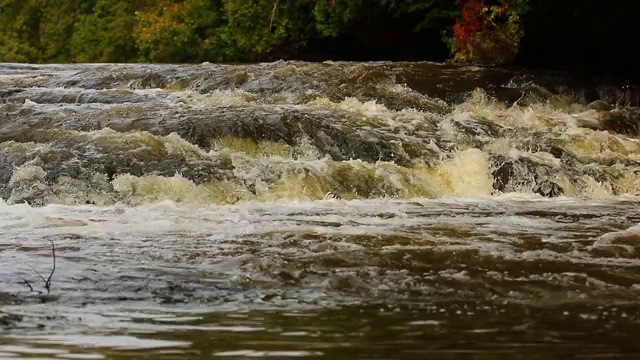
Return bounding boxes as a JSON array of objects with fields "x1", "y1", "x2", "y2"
[{"x1": 1, "y1": 61, "x2": 640, "y2": 359}]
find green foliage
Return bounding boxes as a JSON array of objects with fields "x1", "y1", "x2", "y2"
[
  {"x1": 217, "y1": 0, "x2": 315, "y2": 60},
  {"x1": 0, "y1": 0, "x2": 529, "y2": 64},
  {"x1": 0, "y1": 0, "x2": 97, "y2": 63},
  {"x1": 312, "y1": 0, "x2": 364, "y2": 37},
  {"x1": 134, "y1": 0, "x2": 317, "y2": 63},
  {"x1": 134, "y1": 0, "x2": 220, "y2": 63},
  {"x1": 70, "y1": 0, "x2": 140, "y2": 63},
  {"x1": 0, "y1": 35, "x2": 39, "y2": 62},
  {"x1": 0, "y1": 0, "x2": 42, "y2": 62},
  {"x1": 38, "y1": 0, "x2": 94, "y2": 62},
  {"x1": 384, "y1": 0, "x2": 458, "y2": 31}
]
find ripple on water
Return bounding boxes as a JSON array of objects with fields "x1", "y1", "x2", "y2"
[{"x1": 2, "y1": 62, "x2": 640, "y2": 358}]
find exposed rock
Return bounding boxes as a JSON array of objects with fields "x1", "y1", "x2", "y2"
[
  {"x1": 587, "y1": 100, "x2": 613, "y2": 111},
  {"x1": 491, "y1": 156, "x2": 564, "y2": 197},
  {"x1": 600, "y1": 111, "x2": 640, "y2": 137}
]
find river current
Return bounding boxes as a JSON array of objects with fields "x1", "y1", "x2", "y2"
[{"x1": 1, "y1": 61, "x2": 640, "y2": 359}]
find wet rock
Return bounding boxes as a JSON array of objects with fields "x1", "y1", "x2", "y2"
[
  {"x1": 0, "y1": 88, "x2": 25, "y2": 100},
  {"x1": 590, "y1": 231, "x2": 640, "y2": 260},
  {"x1": 7, "y1": 88, "x2": 153, "y2": 105},
  {"x1": 597, "y1": 84, "x2": 640, "y2": 107},
  {"x1": 359, "y1": 84, "x2": 451, "y2": 113},
  {"x1": 546, "y1": 145, "x2": 567, "y2": 160},
  {"x1": 0, "y1": 312, "x2": 23, "y2": 327},
  {"x1": 490, "y1": 156, "x2": 564, "y2": 197},
  {"x1": 0, "y1": 291, "x2": 22, "y2": 306},
  {"x1": 0, "y1": 130, "x2": 237, "y2": 205},
  {"x1": 3, "y1": 61, "x2": 640, "y2": 205},
  {"x1": 516, "y1": 82, "x2": 555, "y2": 105},
  {"x1": 293, "y1": 117, "x2": 415, "y2": 165},
  {"x1": 0, "y1": 152, "x2": 21, "y2": 182},
  {"x1": 587, "y1": 100, "x2": 613, "y2": 111},
  {"x1": 138, "y1": 72, "x2": 168, "y2": 89},
  {"x1": 600, "y1": 111, "x2": 640, "y2": 137},
  {"x1": 54, "y1": 67, "x2": 173, "y2": 90},
  {"x1": 454, "y1": 118, "x2": 503, "y2": 138},
  {"x1": 533, "y1": 181, "x2": 564, "y2": 197},
  {"x1": 0, "y1": 102, "x2": 21, "y2": 113},
  {"x1": 6, "y1": 165, "x2": 48, "y2": 206},
  {"x1": 171, "y1": 107, "x2": 423, "y2": 165},
  {"x1": 223, "y1": 71, "x2": 250, "y2": 88},
  {"x1": 492, "y1": 159, "x2": 514, "y2": 194},
  {"x1": 483, "y1": 85, "x2": 527, "y2": 106},
  {"x1": 1, "y1": 100, "x2": 439, "y2": 166}
]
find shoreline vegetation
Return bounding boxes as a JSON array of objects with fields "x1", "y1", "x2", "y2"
[{"x1": 1, "y1": 0, "x2": 639, "y2": 80}]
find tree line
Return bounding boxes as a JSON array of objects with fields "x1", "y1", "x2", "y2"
[{"x1": 0, "y1": 0, "x2": 638, "y2": 77}]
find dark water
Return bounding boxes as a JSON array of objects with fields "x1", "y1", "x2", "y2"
[
  {"x1": 6, "y1": 303, "x2": 640, "y2": 359},
  {"x1": 1, "y1": 61, "x2": 640, "y2": 359}
]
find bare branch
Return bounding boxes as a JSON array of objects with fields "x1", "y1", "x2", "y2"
[
  {"x1": 26, "y1": 262, "x2": 47, "y2": 286},
  {"x1": 19, "y1": 240, "x2": 56, "y2": 294},
  {"x1": 18, "y1": 278, "x2": 35, "y2": 293},
  {"x1": 269, "y1": 0, "x2": 279, "y2": 33},
  {"x1": 484, "y1": 17, "x2": 519, "y2": 46},
  {"x1": 45, "y1": 240, "x2": 56, "y2": 295},
  {"x1": 513, "y1": 91, "x2": 526, "y2": 107}
]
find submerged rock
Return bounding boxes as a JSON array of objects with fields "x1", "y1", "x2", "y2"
[{"x1": 0, "y1": 312, "x2": 23, "y2": 328}]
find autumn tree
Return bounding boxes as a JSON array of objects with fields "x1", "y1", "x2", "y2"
[{"x1": 447, "y1": 0, "x2": 528, "y2": 64}]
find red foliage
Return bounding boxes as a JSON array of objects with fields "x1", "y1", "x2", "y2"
[
  {"x1": 451, "y1": 0, "x2": 518, "y2": 63},
  {"x1": 452, "y1": 0, "x2": 485, "y2": 54}
]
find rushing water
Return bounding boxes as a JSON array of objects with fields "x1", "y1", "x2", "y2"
[{"x1": 1, "y1": 61, "x2": 640, "y2": 359}]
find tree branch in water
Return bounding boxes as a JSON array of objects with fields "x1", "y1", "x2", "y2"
[
  {"x1": 45, "y1": 240, "x2": 56, "y2": 295},
  {"x1": 17, "y1": 241, "x2": 56, "y2": 295}
]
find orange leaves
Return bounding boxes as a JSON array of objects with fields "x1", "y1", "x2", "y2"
[
  {"x1": 133, "y1": 1, "x2": 197, "y2": 62},
  {"x1": 448, "y1": 0, "x2": 522, "y2": 64}
]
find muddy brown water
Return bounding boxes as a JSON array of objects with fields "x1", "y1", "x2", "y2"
[{"x1": 1, "y1": 61, "x2": 640, "y2": 359}]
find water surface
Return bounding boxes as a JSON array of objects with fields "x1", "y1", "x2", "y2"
[{"x1": 1, "y1": 61, "x2": 640, "y2": 359}]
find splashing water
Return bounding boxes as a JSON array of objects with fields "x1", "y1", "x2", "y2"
[{"x1": 1, "y1": 61, "x2": 640, "y2": 359}]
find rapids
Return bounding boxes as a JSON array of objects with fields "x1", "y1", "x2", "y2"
[{"x1": 1, "y1": 61, "x2": 640, "y2": 359}]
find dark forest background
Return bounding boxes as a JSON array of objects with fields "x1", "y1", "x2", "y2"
[{"x1": 1, "y1": 0, "x2": 638, "y2": 79}]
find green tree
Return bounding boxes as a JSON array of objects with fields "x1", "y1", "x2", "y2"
[
  {"x1": 311, "y1": 0, "x2": 364, "y2": 37},
  {"x1": 38, "y1": 0, "x2": 95, "y2": 62},
  {"x1": 0, "y1": 0, "x2": 42, "y2": 62},
  {"x1": 0, "y1": 0, "x2": 97, "y2": 62},
  {"x1": 71, "y1": 0, "x2": 143, "y2": 63},
  {"x1": 384, "y1": 0, "x2": 458, "y2": 31},
  {"x1": 135, "y1": 0, "x2": 224, "y2": 63},
  {"x1": 217, "y1": 0, "x2": 315, "y2": 60},
  {"x1": 134, "y1": 0, "x2": 316, "y2": 63}
]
